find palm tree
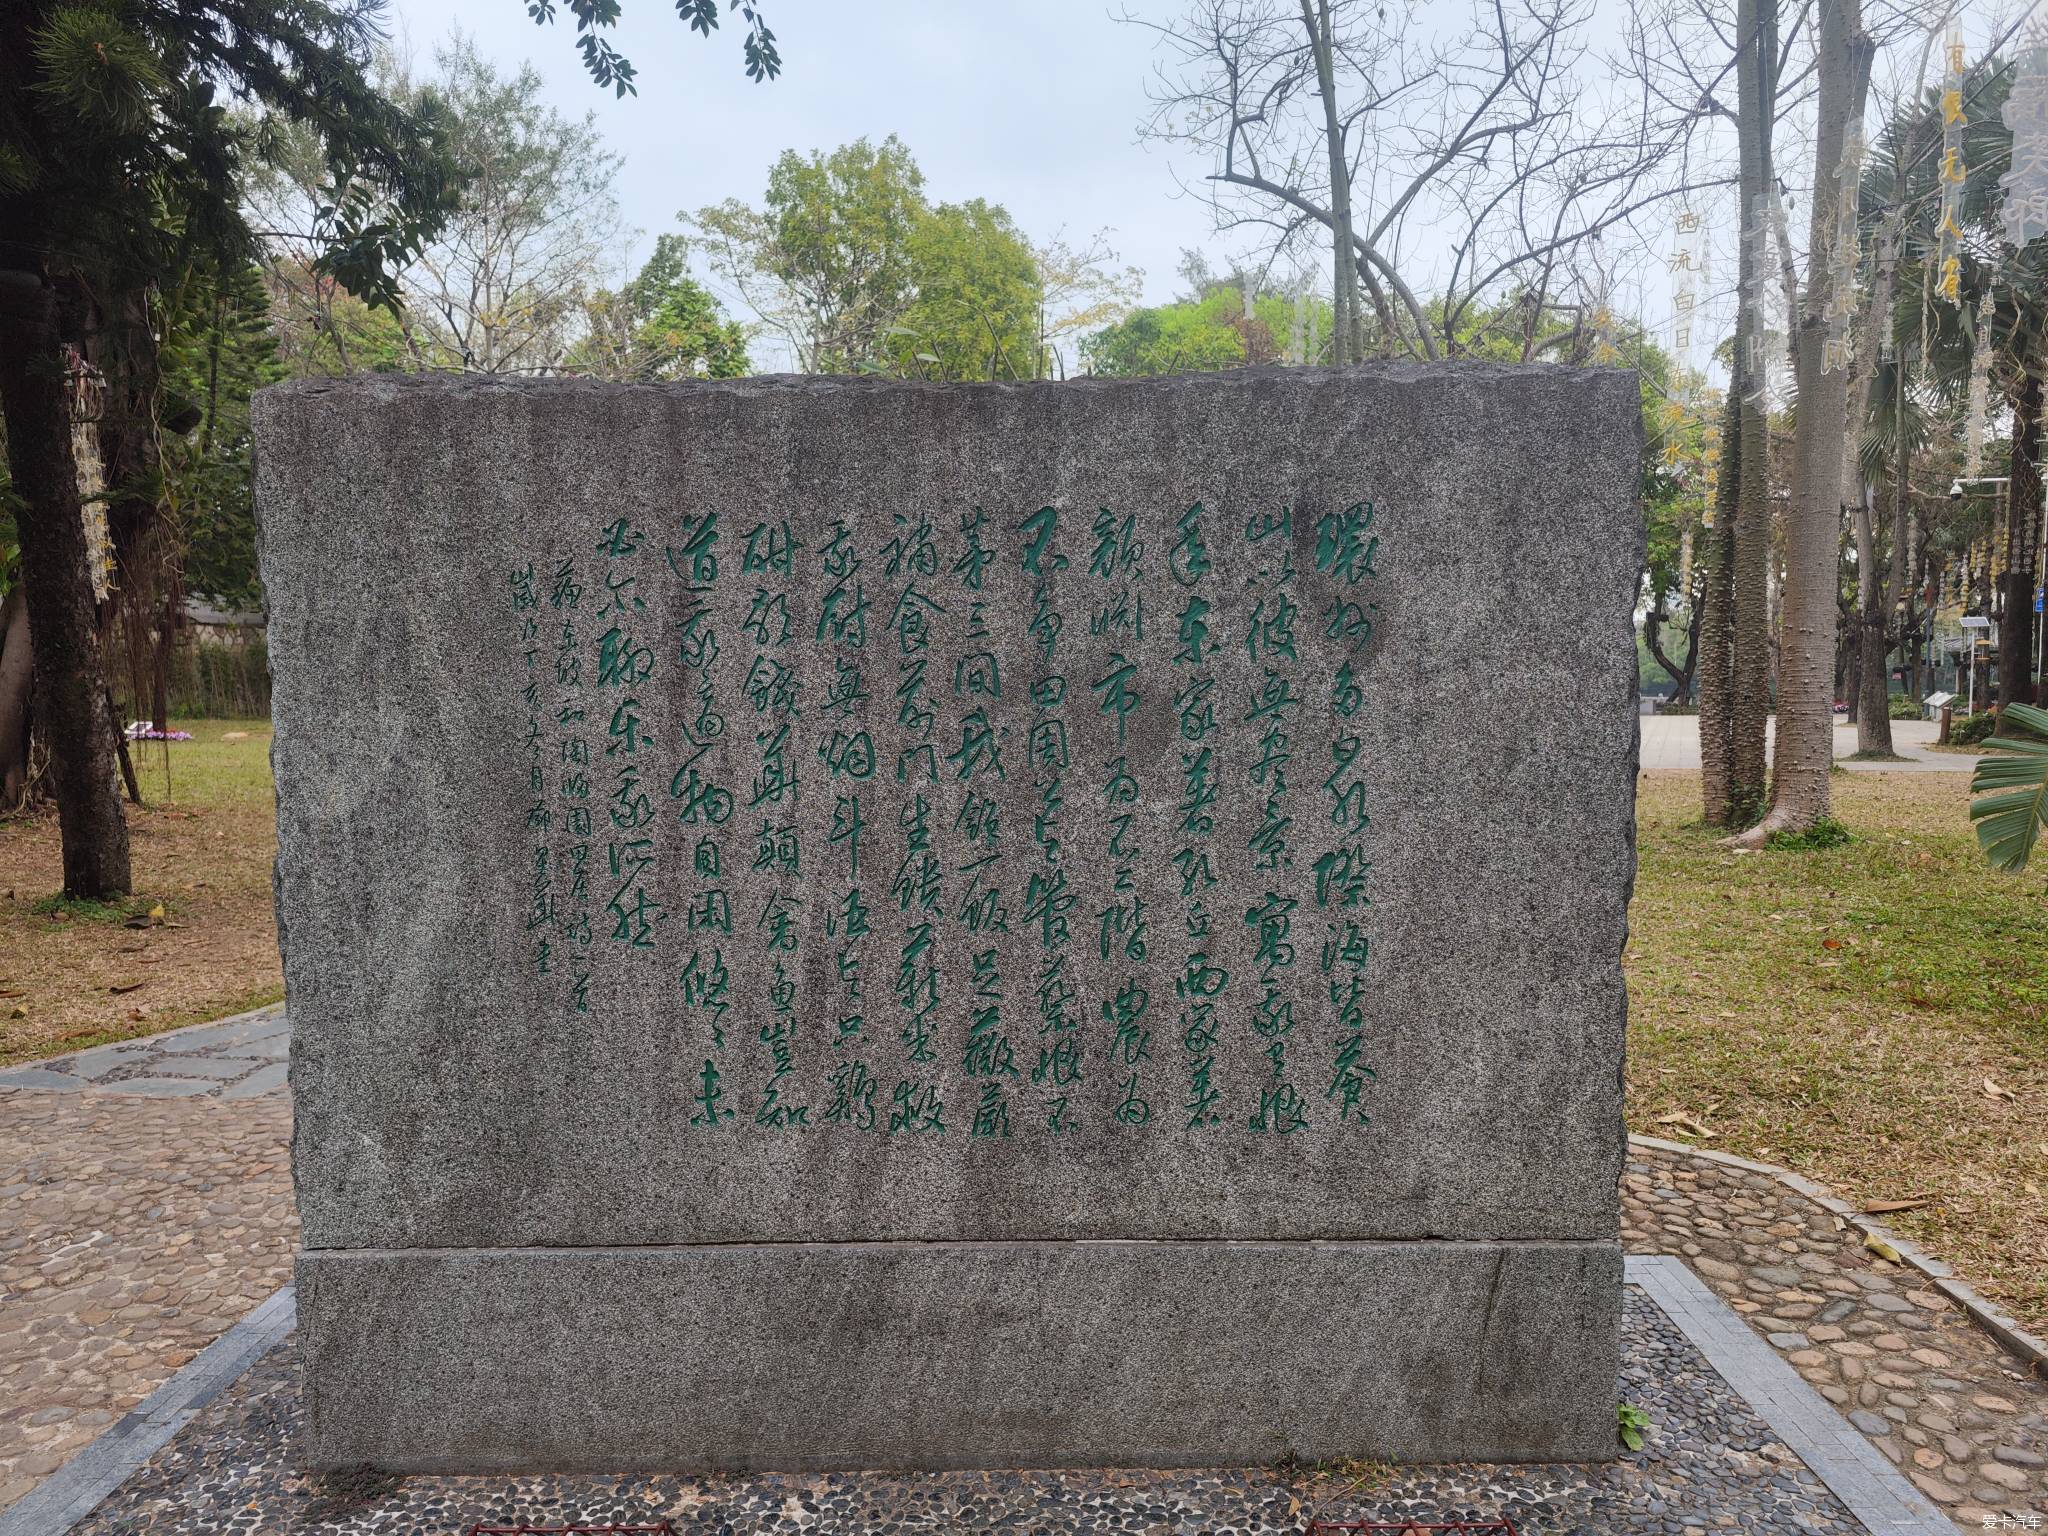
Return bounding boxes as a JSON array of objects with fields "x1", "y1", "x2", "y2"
[{"x1": 1971, "y1": 704, "x2": 2048, "y2": 870}]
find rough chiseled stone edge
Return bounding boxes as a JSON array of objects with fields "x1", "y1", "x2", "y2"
[
  {"x1": 1625, "y1": 1255, "x2": 1955, "y2": 1534},
  {"x1": 0, "y1": 1287, "x2": 297, "y2": 1536},
  {"x1": 1630, "y1": 1133, "x2": 2048, "y2": 1375}
]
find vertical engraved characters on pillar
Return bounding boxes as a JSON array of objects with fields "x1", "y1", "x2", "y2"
[
  {"x1": 1240, "y1": 507, "x2": 1306, "y2": 1133},
  {"x1": 667, "y1": 513, "x2": 733, "y2": 1122},
  {"x1": 510, "y1": 562, "x2": 556, "y2": 987},
  {"x1": 1169, "y1": 504, "x2": 1227, "y2": 1128},
  {"x1": 801, "y1": 512, "x2": 877, "y2": 1134},
  {"x1": 731, "y1": 511, "x2": 805, "y2": 1129},
  {"x1": 879, "y1": 513, "x2": 945, "y2": 1135},
  {"x1": 550, "y1": 557, "x2": 593, "y2": 1012},
  {"x1": 726, "y1": 509, "x2": 804, "y2": 1130},
  {"x1": 1312, "y1": 501, "x2": 1379, "y2": 1126},
  {"x1": 950, "y1": 508, "x2": 1014, "y2": 1138},
  {"x1": 1018, "y1": 504, "x2": 1079, "y2": 1133},
  {"x1": 1088, "y1": 506, "x2": 1151, "y2": 1128},
  {"x1": 594, "y1": 516, "x2": 661, "y2": 963}
]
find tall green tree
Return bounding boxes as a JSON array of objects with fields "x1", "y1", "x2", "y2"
[
  {"x1": 693, "y1": 137, "x2": 1050, "y2": 380},
  {"x1": 0, "y1": 0, "x2": 458, "y2": 896},
  {"x1": 401, "y1": 39, "x2": 625, "y2": 374},
  {"x1": 883, "y1": 199, "x2": 1039, "y2": 380},
  {"x1": 694, "y1": 136, "x2": 927, "y2": 372},
  {"x1": 571, "y1": 234, "x2": 750, "y2": 380}
]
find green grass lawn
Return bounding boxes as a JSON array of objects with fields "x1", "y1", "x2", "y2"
[{"x1": 1628, "y1": 771, "x2": 2048, "y2": 1331}]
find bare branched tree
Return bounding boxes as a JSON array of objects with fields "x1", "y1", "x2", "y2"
[{"x1": 1131, "y1": 0, "x2": 1722, "y2": 360}]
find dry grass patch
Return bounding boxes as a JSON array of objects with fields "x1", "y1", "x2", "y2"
[
  {"x1": 0, "y1": 721, "x2": 281, "y2": 1064},
  {"x1": 1628, "y1": 770, "x2": 2048, "y2": 1335}
]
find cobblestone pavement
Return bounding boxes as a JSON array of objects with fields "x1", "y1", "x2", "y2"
[
  {"x1": 0, "y1": 1004, "x2": 287, "y2": 1099},
  {"x1": 0, "y1": 1078, "x2": 295, "y2": 1513},
  {"x1": 73, "y1": 1289, "x2": 1866, "y2": 1535},
  {"x1": 1624, "y1": 1143, "x2": 2047, "y2": 1527}
]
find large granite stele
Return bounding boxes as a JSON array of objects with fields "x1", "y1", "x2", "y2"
[{"x1": 255, "y1": 364, "x2": 1640, "y2": 1472}]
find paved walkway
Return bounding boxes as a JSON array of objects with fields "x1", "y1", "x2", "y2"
[
  {"x1": 1624, "y1": 1144, "x2": 2047, "y2": 1524},
  {"x1": 1638, "y1": 715, "x2": 1986, "y2": 773},
  {"x1": 1, "y1": 1008, "x2": 2043, "y2": 1530},
  {"x1": 0, "y1": 1005, "x2": 288, "y2": 1100},
  {"x1": 0, "y1": 1009, "x2": 294, "y2": 1512}
]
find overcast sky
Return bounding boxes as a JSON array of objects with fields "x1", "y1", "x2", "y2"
[
  {"x1": 387, "y1": 0, "x2": 1222, "y2": 356},
  {"x1": 381, "y1": 0, "x2": 2020, "y2": 376}
]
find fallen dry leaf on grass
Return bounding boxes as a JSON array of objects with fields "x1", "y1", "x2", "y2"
[
  {"x1": 1863, "y1": 1198, "x2": 1933, "y2": 1215},
  {"x1": 108, "y1": 980, "x2": 146, "y2": 995},
  {"x1": 1864, "y1": 1232, "x2": 1903, "y2": 1263},
  {"x1": 1984, "y1": 1078, "x2": 2017, "y2": 1102},
  {"x1": 1655, "y1": 1110, "x2": 1718, "y2": 1139}
]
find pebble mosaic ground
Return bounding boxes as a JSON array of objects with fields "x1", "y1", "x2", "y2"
[
  {"x1": 1623, "y1": 1144, "x2": 2048, "y2": 1526},
  {"x1": 0, "y1": 1011, "x2": 294, "y2": 1511},
  {"x1": 66, "y1": 1291, "x2": 1864, "y2": 1536},
  {"x1": 1, "y1": 1009, "x2": 2043, "y2": 1532}
]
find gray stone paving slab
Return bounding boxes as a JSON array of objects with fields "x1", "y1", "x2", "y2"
[
  {"x1": 86, "y1": 1077, "x2": 218, "y2": 1098},
  {"x1": 219, "y1": 1062, "x2": 290, "y2": 1100},
  {"x1": 144, "y1": 1055, "x2": 270, "y2": 1081},
  {"x1": 1628, "y1": 1254, "x2": 1956, "y2": 1534},
  {"x1": 0, "y1": 1004, "x2": 289, "y2": 1098},
  {"x1": 0, "y1": 1067, "x2": 90, "y2": 1090},
  {"x1": 54, "y1": 1044, "x2": 157, "y2": 1081}
]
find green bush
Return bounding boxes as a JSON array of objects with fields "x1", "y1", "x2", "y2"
[
  {"x1": 1887, "y1": 695, "x2": 1923, "y2": 720},
  {"x1": 167, "y1": 633, "x2": 271, "y2": 718},
  {"x1": 1951, "y1": 711, "x2": 1996, "y2": 746}
]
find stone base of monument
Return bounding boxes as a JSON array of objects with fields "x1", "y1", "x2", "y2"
[
  {"x1": 296, "y1": 1238, "x2": 1623, "y2": 1470},
  {"x1": 27, "y1": 1264, "x2": 1955, "y2": 1536}
]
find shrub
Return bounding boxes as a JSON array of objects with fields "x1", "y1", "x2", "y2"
[
  {"x1": 1887, "y1": 695, "x2": 1922, "y2": 720},
  {"x1": 167, "y1": 633, "x2": 271, "y2": 718},
  {"x1": 1951, "y1": 711, "x2": 1997, "y2": 746}
]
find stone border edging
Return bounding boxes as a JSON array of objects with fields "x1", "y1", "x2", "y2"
[
  {"x1": 1626, "y1": 1255, "x2": 1955, "y2": 1533},
  {"x1": 0, "y1": 1286, "x2": 296, "y2": 1536},
  {"x1": 1629, "y1": 1132, "x2": 2048, "y2": 1377}
]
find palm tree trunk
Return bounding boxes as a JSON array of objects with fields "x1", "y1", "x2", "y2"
[
  {"x1": 1726, "y1": 0, "x2": 1778, "y2": 829},
  {"x1": 1999, "y1": 367, "x2": 2042, "y2": 715},
  {"x1": 1736, "y1": 0, "x2": 1873, "y2": 841},
  {"x1": 1698, "y1": 402, "x2": 1741, "y2": 824}
]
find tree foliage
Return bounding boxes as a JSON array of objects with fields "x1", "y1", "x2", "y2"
[
  {"x1": 1083, "y1": 274, "x2": 1331, "y2": 375},
  {"x1": 570, "y1": 233, "x2": 750, "y2": 380},
  {"x1": 693, "y1": 137, "x2": 1050, "y2": 379}
]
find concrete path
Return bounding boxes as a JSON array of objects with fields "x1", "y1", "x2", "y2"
[
  {"x1": 1639, "y1": 715, "x2": 1987, "y2": 774},
  {"x1": 0, "y1": 1003, "x2": 287, "y2": 1100}
]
